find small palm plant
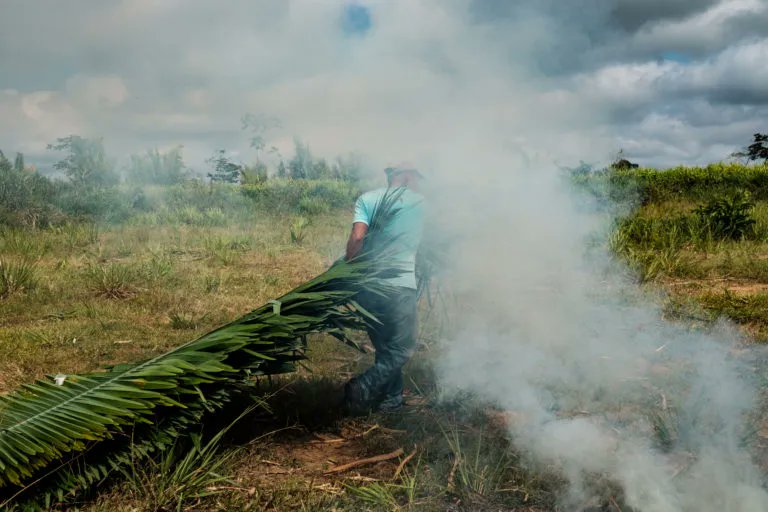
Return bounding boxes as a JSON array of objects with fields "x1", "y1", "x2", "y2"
[
  {"x1": 290, "y1": 217, "x2": 309, "y2": 244},
  {"x1": 695, "y1": 191, "x2": 756, "y2": 240},
  {"x1": 0, "y1": 259, "x2": 37, "y2": 299}
]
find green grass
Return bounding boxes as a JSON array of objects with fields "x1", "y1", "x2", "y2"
[
  {"x1": 580, "y1": 162, "x2": 768, "y2": 342},
  {"x1": 0, "y1": 258, "x2": 38, "y2": 299},
  {"x1": 573, "y1": 161, "x2": 768, "y2": 204},
  {"x1": 4, "y1": 196, "x2": 525, "y2": 511},
  {"x1": 0, "y1": 200, "x2": 568, "y2": 510},
  {"x1": 17, "y1": 165, "x2": 765, "y2": 509},
  {"x1": 0, "y1": 213, "x2": 347, "y2": 394}
]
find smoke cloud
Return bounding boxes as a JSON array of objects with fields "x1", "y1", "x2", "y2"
[{"x1": 434, "y1": 165, "x2": 768, "y2": 509}]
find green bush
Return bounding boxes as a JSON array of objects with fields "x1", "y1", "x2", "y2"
[
  {"x1": 0, "y1": 161, "x2": 61, "y2": 227},
  {"x1": 241, "y1": 178, "x2": 359, "y2": 213},
  {"x1": 53, "y1": 186, "x2": 133, "y2": 224},
  {"x1": 573, "y1": 162, "x2": 768, "y2": 205},
  {"x1": 290, "y1": 217, "x2": 309, "y2": 244},
  {"x1": 695, "y1": 191, "x2": 756, "y2": 240},
  {"x1": 162, "y1": 181, "x2": 250, "y2": 212},
  {"x1": 82, "y1": 262, "x2": 141, "y2": 299},
  {"x1": 298, "y1": 196, "x2": 331, "y2": 215},
  {"x1": 0, "y1": 258, "x2": 37, "y2": 299}
]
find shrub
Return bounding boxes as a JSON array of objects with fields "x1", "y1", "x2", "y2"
[
  {"x1": 0, "y1": 229, "x2": 49, "y2": 258},
  {"x1": 48, "y1": 223, "x2": 99, "y2": 249},
  {"x1": 695, "y1": 191, "x2": 756, "y2": 240},
  {"x1": 202, "y1": 235, "x2": 251, "y2": 265},
  {"x1": 0, "y1": 155, "x2": 61, "y2": 227},
  {"x1": 573, "y1": 162, "x2": 768, "y2": 205},
  {"x1": 83, "y1": 262, "x2": 140, "y2": 299},
  {"x1": 54, "y1": 186, "x2": 133, "y2": 223},
  {"x1": 125, "y1": 147, "x2": 187, "y2": 185},
  {"x1": 48, "y1": 135, "x2": 118, "y2": 187},
  {"x1": 298, "y1": 196, "x2": 331, "y2": 215},
  {"x1": 0, "y1": 259, "x2": 37, "y2": 298},
  {"x1": 168, "y1": 312, "x2": 207, "y2": 330},
  {"x1": 290, "y1": 217, "x2": 309, "y2": 244},
  {"x1": 241, "y1": 178, "x2": 359, "y2": 213}
]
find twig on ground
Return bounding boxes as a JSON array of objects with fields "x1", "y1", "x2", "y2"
[
  {"x1": 205, "y1": 485, "x2": 256, "y2": 494},
  {"x1": 393, "y1": 446, "x2": 418, "y2": 480},
  {"x1": 312, "y1": 424, "x2": 379, "y2": 444},
  {"x1": 666, "y1": 277, "x2": 732, "y2": 286},
  {"x1": 343, "y1": 475, "x2": 380, "y2": 482},
  {"x1": 324, "y1": 448, "x2": 404, "y2": 474},
  {"x1": 245, "y1": 424, "x2": 301, "y2": 446},
  {"x1": 380, "y1": 427, "x2": 407, "y2": 435},
  {"x1": 314, "y1": 482, "x2": 344, "y2": 495}
]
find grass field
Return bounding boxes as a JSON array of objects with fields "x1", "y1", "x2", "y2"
[
  {"x1": 594, "y1": 164, "x2": 768, "y2": 342},
  {"x1": 3, "y1": 165, "x2": 768, "y2": 510},
  {"x1": 1, "y1": 189, "x2": 559, "y2": 511}
]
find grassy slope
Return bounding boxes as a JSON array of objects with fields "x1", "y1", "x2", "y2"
[{"x1": 1, "y1": 210, "x2": 553, "y2": 511}]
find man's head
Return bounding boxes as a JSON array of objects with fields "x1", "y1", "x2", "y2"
[{"x1": 385, "y1": 162, "x2": 424, "y2": 190}]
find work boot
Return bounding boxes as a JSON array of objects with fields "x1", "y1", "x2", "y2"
[
  {"x1": 342, "y1": 378, "x2": 372, "y2": 415},
  {"x1": 377, "y1": 393, "x2": 404, "y2": 413}
]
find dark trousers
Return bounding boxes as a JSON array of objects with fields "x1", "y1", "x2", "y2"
[{"x1": 356, "y1": 287, "x2": 418, "y2": 406}]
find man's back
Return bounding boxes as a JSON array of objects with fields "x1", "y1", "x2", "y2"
[{"x1": 353, "y1": 187, "x2": 425, "y2": 289}]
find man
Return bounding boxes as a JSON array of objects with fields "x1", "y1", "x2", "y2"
[{"x1": 343, "y1": 163, "x2": 425, "y2": 413}]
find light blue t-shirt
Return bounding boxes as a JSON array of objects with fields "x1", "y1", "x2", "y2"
[{"x1": 353, "y1": 187, "x2": 425, "y2": 289}]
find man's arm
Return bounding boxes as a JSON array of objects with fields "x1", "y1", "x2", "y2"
[{"x1": 345, "y1": 222, "x2": 368, "y2": 261}]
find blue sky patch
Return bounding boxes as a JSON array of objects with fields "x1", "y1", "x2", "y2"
[
  {"x1": 342, "y1": 3, "x2": 372, "y2": 36},
  {"x1": 661, "y1": 51, "x2": 691, "y2": 64}
]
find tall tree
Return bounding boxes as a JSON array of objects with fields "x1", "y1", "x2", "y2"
[
  {"x1": 206, "y1": 149, "x2": 241, "y2": 183},
  {"x1": 310, "y1": 158, "x2": 331, "y2": 179},
  {"x1": 746, "y1": 133, "x2": 768, "y2": 163},
  {"x1": 127, "y1": 147, "x2": 186, "y2": 185},
  {"x1": 240, "y1": 161, "x2": 268, "y2": 185},
  {"x1": 0, "y1": 151, "x2": 11, "y2": 173},
  {"x1": 241, "y1": 113, "x2": 280, "y2": 161},
  {"x1": 732, "y1": 133, "x2": 768, "y2": 164},
  {"x1": 13, "y1": 153, "x2": 24, "y2": 172},
  {"x1": 333, "y1": 153, "x2": 363, "y2": 182},
  {"x1": 277, "y1": 160, "x2": 288, "y2": 178},
  {"x1": 47, "y1": 136, "x2": 117, "y2": 186},
  {"x1": 288, "y1": 138, "x2": 313, "y2": 179}
]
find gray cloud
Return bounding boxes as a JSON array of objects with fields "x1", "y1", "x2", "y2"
[
  {"x1": 609, "y1": 0, "x2": 721, "y2": 32},
  {"x1": 0, "y1": 0, "x2": 766, "y2": 171}
]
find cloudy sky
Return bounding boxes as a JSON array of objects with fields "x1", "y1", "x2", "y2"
[{"x1": 1, "y1": 0, "x2": 766, "y2": 173}]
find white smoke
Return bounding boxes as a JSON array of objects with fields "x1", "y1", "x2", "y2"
[{"x1": 433, "y1": 163, "x2": 768, "y2": 510}]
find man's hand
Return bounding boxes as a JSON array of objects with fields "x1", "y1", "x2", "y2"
[{"x1": 345, "y1": 222, "x2": 368, "y2": 261}]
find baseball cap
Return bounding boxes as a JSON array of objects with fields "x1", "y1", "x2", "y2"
[{"x1": 384, "y1": 162, "x2": 424, "y2": 179}]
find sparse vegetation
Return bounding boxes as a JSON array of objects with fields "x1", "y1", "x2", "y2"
[
  {"x1": 4, "y1": 151, "x2": 768, "y2": 510},
  {"x1": 118, "y1": 409, "x2": 249, "y2": 511},
  {"x1": 576, "y1": 161, "x2": 768, "y2": 341},
  {"x1": 82, "y1": 261, "x2": 141, "y2": 299},
  {"x1": 694, "y1": 190, "x2": 756, "y2": 240},
  {"x1": 290, "y1": 217, "x2": 309, "y2": 244},
  {"x1": 0, "y1": 259, "x2": 37, "y2": 299}
]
